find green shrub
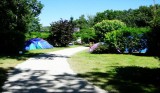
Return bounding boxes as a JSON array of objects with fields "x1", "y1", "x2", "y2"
[
  {"x1": 105, "y1": 27, "x2": 150, "y2": 53},
  {"x1": 0, "y1": 31, "x2": 25, "y2": 55},
  {"x1": 94, "y1": 20, "x2": 126, "y2": 42}
]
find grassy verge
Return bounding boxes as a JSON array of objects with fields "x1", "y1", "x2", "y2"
[
  {"x1": 68, "y1": 51, "x2": 160, "y2": 93},
  {"x1": 0, "y1": 45, "x2": 80, "y2": 69},
  {"x1": 0, "y1": 47, "x2": 65, "y2": 69},
  {"x1": 0, "y1": 45, "x2": 80, "y2": 92}
]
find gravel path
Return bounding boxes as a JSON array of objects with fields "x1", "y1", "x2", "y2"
[{"x1": 2, "y1": 46, "x2": 108, "y2": 93}]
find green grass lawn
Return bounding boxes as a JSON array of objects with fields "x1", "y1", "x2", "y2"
[
  {"x1": 0, "y1": 45, "x2": 79, "y2": 92},
  {"x1": 0, "y1": 45, "x2": 79, "y2": 69},
  {"x1": 68, "y1": 50, "x2": 160, "y2": 93},
  {"x1": 0, "y1": 47, "x2": 65, "y2": 69}
]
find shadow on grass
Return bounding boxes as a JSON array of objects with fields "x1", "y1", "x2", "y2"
[
  {"x1": 0, "y1": 52, "x2": 45, "y2": 92},
  {"x1": 78, "y1": 66, "x2": 160, "y2": 93},
  {"x1": 131, "y1": 53, "x2": 160, "y2": 60},
  {"x1": 0, "y1": 52, "x2": 44, "y2": 61},
  {"x1": 0, "y1": 68, "x2": 10, "y2": 92},
  {"x1": 91, "y1": 52, "x2": 160, "y2": 61}
]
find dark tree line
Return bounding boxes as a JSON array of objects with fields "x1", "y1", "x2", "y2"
[{"x1": 93, "y1": 5, "x2": 160, "y2": 27}]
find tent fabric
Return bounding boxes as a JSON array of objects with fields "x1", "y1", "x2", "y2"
[
  {"x1": 89, "y1": 42, "x2": 105, "y2": 52},
  {"x1": 89, "y1": 42, "x2": 147, "y2": 53},
  {"x1": 25, "y1": 38, "x2": 53, "y2": 50},
  {"x1": 89, "y1": 43, "x2": 100, "y2": 52}
]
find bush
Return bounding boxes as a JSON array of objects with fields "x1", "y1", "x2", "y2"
[
  {"x1": 48, "y1": 19, "x2": 75, "y2": 47},
  {"x1": 105, "y1": 27, "x2": 150, "y2": 53},
  {"x1": 93, "y1": 20, "x2": 126, "y2": 42},
  {"x1": 0, "y1": 31, "x2": 25, "y2": 55}
]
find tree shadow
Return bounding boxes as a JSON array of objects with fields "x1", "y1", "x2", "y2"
[
  {"x1": 0, "y1": 68, "x2": 8, "y2": 92},
  {"x1": 32, "y1": 53, "x2": 70, "y2": 60},
  {"x1": 131, "y1": 53, "x2": 160, "y2": 60},
  {"x1": 2, "y1": 68, "x2": 106, "y2": 93},
  {"x1": 0, "y1": 52, "x2": 44, "y2": 92},
  {"x1": 0, "y1": 52, "x2": 43, "y2": 61},
  {"x1": 0, "y1": 51, "x2": 70, "y2": 61},
  {"x1": 78, "y1": 66, "x2": 160, "y2": 93},
  {"x1": 0, "y1": 52, "x2": 72, "y2": 93}
]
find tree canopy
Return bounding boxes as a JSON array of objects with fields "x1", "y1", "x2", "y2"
[
  {"x1": 49, "y1": 18, "x2": 75, "y2": 47},
  {"x1": 0, "y1": 0, "x2": 43, "y2": 54}
]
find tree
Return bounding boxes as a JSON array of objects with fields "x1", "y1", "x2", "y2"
[
  {"x1": 147, "y1": 4, "x2": 160, "y2": 56},
  {"x1": 105, "y1": 27, "x2": 149, "y2": 53},
  {"x1": 93, "y1": 20, "x2": 126, "y2": 42},
  {"x1": 41, "y1": 26, "x2": 50, "y2": 32},
  {"x1": 28, "y1": 17, "x2": 41, "y2": 32},
  {"x1": 0, "y1": 0, "x2": 43, "y2": 54},
  {"x1": 74, "y1": 28, "x2": 96, "y2": 44},
  {"x1": 87, "y1": 15, "x2": 95, "y2": 27},
  {"x1": 49, "y1": 18, "x2": 75, "y2": 47},
  {"x1": 93, "y1": 6, "x2": 156, "y2": 27},
  {"x1": 94, "y1": 12, "x2": 107, "y2": 24},
  {"x1": 74, "y1": 15, "x2": 89, "y2": 29}
]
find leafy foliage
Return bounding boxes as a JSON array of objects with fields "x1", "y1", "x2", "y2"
[
  {"x1": 49, "y1": 19, "x2": 75, "y2": 47},
  {"x1": 25, "y1": 32, "x2": 50, "y2": 40},
  {"x1": 74, "y1": 28, "x2": 96, "y2": 43},
  {"x1": 41, "y1": 26, "x2": 50, "y2": 32},
  {"x1": 94, "y1": 20, "x2": 126, "y2": 42},
  {"x1": 93, "y1": 5, "x2": 159, "y2": 27},
  {"x1": 0, "y1": 0, "x2": 43, "y2": 54},
  {"x1": 0, "y1": 0, "x2": 43, "y2": 33},
  {"x1": 105, "y1": 27, "x2": 150, "y2": 53},
  {"x1": 147, "y1": 5, "x2": 160, "y2": 56},
  {"x1": 75, "y1": 15, "x2": 88, "y2": 29},
  {"x1": 28, "y1": 18, "x2": 42, "y2": 32}
]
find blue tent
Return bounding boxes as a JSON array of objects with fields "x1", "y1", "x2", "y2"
[{"x1": 25, "y1": 38, "x2": 53, "y2": 50}]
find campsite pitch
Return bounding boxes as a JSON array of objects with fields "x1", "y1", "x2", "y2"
[{"x1": 2, "y1": 46, "x2": 107, "y2": 93}]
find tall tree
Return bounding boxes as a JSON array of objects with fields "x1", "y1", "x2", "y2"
[
  {"x1": 28, "y1": 17, "x2": 41, "y2": 32},
  {"x1": 87, "y1": 15, "x2": 95, "y2": 27},
  {"x1": 74, "y1": 15, "x2": 88, "y2": 29},
  {"x1": 147, "y1": 4, "x2": 160, "y2": 56},
  {"x1": 0, "y1": 0, "x2": 43, "y2": 54},
  {"x1": 49, "y1": 18, "x2": 75, "y2": 47}
]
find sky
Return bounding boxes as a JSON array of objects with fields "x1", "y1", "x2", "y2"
[{"x1": 38, "y1": 0, "x2": 160, "y2": 26}]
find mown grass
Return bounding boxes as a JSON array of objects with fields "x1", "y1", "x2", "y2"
[
  {"x1": 68, "y1": 51, "x2": 160, "y2": 93},
  {"x1": 0, "y1": 45, "x2": 79, "y2": 69},
  {"x1": 0, "y1": 45, "x2": 79, "y2": 92},
  {"x1": 0, "y1": 47, "x2": 64, "y2": 69}
]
